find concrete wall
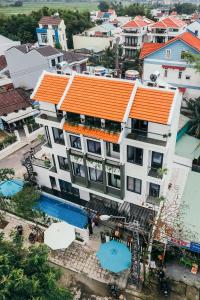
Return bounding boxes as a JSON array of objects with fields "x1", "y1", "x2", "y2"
[{"x1": 73, "y1": 35, "x2": 114, "y2": 51}]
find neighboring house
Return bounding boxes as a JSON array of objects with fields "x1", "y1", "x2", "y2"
[
  {"x1": 90, "y1": 9, "x2": 117, "y2": 23},
  {"x1": 5, "y1": 44, "x2": 88, "y2": 89},
  {"x1": 148, "y1": 16, "x2": 187, "y2": 43},
  {"x1": 36, "y1": 14, "x2": 68, "y2": 51},
  {"x1": 0, "y1": 88, "x2": 38, "y2": 131},
  {"x1": 58, "y1": 51, "x2": 88, "y2": 74},
  {"x1": 187, "y1": 19, "x2": 200, "y2": 37},
  {"x1": 0, "y1": 56, "x2": 8, "y2": 74},
  {"x1": 0, "y1": 35, "x2": 20, "y2": 56},
  {"x1": 122, "y1": 16, "x2": 154, "y2": 58},
  {"x1": 140, "y1": 32, "x2": 200, "y2": 98},
  {"x1": 73, "y1": 23, "x2": 122, "y2": 52},
  {"x1": 27, "y1": 71, "x2": 181, "y2": 217}
]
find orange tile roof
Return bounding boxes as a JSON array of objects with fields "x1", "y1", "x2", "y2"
[
  {"x1": 63, "y1": 122, "x2": 120, "y2": 143},
  {"x1": 32, "y1": 73, "x2": 69, "y2": 104},
  {"x1": 140, "y1": 32, "x2": 200, "y2": 59},
  {"x1": 151, "y1": 16, "x2": 186, "y2": 29},
  {"x1": 139, "y1": 43, "x2": 164, "y2": 59},
  {"x1": 129, "y1": 87, "x2": 174, "y2": 124},
  {"x1": 60, "y1": 75, "x2": 134, "y2": 122},
  {"x1": 123, "y1": 18, "x2": 148, "y2": 28}
]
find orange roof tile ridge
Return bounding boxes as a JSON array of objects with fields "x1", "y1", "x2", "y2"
[
  {"x1": 119, "y1": 80, "x2": 139, "y2": 143},
  {"x1": 31, "y1": 70, "x2": 46, "y2": 100},
  {"x1": 57, "y1": 71, "x2": 76, "y2": 110},
  {"x1": 73, "y1": 72, "x2": 135, "y2": 84}
]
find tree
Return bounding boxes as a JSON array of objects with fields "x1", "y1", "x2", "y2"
[
  {"x1": 174, "y1": 3, "x2": 197, "y2": 15},
  {"x1": 98, "y1": 1, "x2": 110, "y2": 12},
  {"x1": 11, "y1": 185, "x2": 41, "y2": 220},
  {"x1": 101, "y1": 47, "x2": 116, "y2": 69},
  {"x1": 0, "y1": 168, "x2": 15, "y2": 181},
  {"x1": 182, "y1": 97, "x2": 200, "y2": 138},
  {"x1": 0, "y1": 233, "x2": 72, "y2": 300},
  {"x1": 182, "y1": 51, "x2": 200, "y2": 73}
]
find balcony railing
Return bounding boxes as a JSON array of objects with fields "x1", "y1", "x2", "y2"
[
  {"x1": 126, "y1": 129, "x2": 168, "y2": 147},
  {"x1": 124, "y1": 43, "x2": 138, "y2": 47},
  {"x1": 38, "y1": 114, "x2": 62, "y2": 123},
  {"x1": 148, "y1": 167, "x2": 163, "y2": 179},
  {"x1": 32, "y1": 158, "x2": 52, "y2": 169},
  {"x1": 146, "y1": 196, "x2": 160, "y2": 206}
]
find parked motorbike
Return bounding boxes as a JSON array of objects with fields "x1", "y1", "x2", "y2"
[{"x1": 108, "y1": 283, "x2": 121, "y2": 299}]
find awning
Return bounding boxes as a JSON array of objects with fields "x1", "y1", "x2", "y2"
[
  {"x1": 162, "y1": 65, "x2": 186, "y2": 71},
  {"x1": 44, "y1": 222, "x2": 75, "y2": 250}
]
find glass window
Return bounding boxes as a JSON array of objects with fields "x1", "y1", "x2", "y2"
[
  {"x1": 49, "y1": 176, "x2": 56, "y2": 188},
  {"x1": 70, "y1": 135, "x2": 81, "y2": 149},
  {"x1": 52, "y1": 59, "x2": 56, "y2": 67},
  {"x1": 108, "y1": 173, "x2": 121, "y2": 189},
  {"x1": 149, "y1": 183, "x2": 160, "y2": 198},
  {"x1": 58, "y1": 156, "x2": 69, "y2": 170},
  {"x1": 87, "y1": 140, "x2": 101, "y2": 155},
  {"x1": 165, "y1": 49, "x2": 171, "y2": 58},
  {"x1": 127, "y1": 176, "x2": 141, "y2": 194},
  {"x1": 178, "y1": 70, "x2": 182, "y2": 79},
  {"x1": 52, "y1": 127, "x2": 64, "y2": 145},
  {"x1": 113, "y1": 143, "x2": 120, "y2": 152},
  {"x1": 73, "y1": 163, "x2": 85, "y2": 177},
  {"x1": 127, "y1": 146, "x2": 143, "y2": 165},
  {"x1": 89, "y1": 167, "x2": 103, "y2": 183},
  {"x1": 151, "y1": 152, "x2": 163, "y2": 169},
  {"x1": 164, "y1": 69, "x2": 168, "y2": 78},
  {"x1": 59, "y1": 179, "x2": 79, "y2": 196}
]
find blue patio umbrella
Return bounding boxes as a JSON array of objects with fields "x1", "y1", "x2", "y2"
[{"x1": 96, "y1": 240, "x2": 131, "y2": 273}]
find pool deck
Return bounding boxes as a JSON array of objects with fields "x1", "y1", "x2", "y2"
[{"x1": 1, "y1": 212, "x2": 130, "y2": 289}]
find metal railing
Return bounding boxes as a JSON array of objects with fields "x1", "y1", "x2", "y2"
[
  {"x1": 126, "y1": 128, "x2": 168, "y2": 147},
  {"x1": 148, "y1": 167, "x2": 162, "y2": 179}
]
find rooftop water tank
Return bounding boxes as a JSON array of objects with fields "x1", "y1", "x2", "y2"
[{"x1": 125, "y1": 70, "x2": 139, "y2": 81}]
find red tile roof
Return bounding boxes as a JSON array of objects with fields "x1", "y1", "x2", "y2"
[
  {"x1": 60, "y1": 75, "x2": 134, "y2": 122},
  {"x1": 32, "y1": 73, "x2": 69, "y2": 105},
  {"x1": 140, "y1": 43, "x2": 164, "y2": 59},
  {"x1": 151, "y1": 16, "x2": 186, "y2": 29},
  {"x1": 63, "y1": 122, "x2": 120, "y2": 143},
  {"x1": 39, "y1": 16, "x2": 61, "y2": 26},
  {"x1": 123, "y1": 18, "x2": 148, "y2": 28},
  {"x1": 140, "y1": 32, "x2": 200, "y2": 58},
  {"x1": 129, "y1": 87, "x2": 174, "y2": 124}
]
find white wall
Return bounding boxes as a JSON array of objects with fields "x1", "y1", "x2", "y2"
[
  {"x1": 73, "y1": 35, "x2": 115, "y2": 51},
  {"x1": 0, "y1": 38, "x2": 20, "y2": 56}
]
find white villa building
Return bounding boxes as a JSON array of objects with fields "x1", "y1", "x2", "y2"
[
  {"x1": 187, "y1": 19, "x2": 200, "y2": 38},
  {"x1": 122, "y1": 16, "x2": 154, "y2": 58},
  {"x1": 36, "y1": 15, "x2": 68, "y2": 51},
  {"x1": 140, "y1": 32, "x2": 200, "y2": 99},
  {"x1": 148, "y1": 16, "x2": 187, "y2": 43},
  {"x1": 26, "y1": 71, "x2": 181, "y2": 221}
]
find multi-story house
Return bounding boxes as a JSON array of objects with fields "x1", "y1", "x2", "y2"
[
  {"x1": 90, "y1": 9, "x2": 117, "y2": 23},
  {"x1": 187, "y1": 19, "x2": 200, "y2": 38},
  {"x1": 5, "y1": 44, "x2": 88, "y2": 89},
  {"x1": 122, "y1": 16, "x2": 154, "y2": 58},
  {"x1": 140, "y1": 32, "x2": 200, "y2": 99},
  {"x1": 73, "y1": 23, "x2": 122, "y2": 53},
  {"x1": 27, "y1": 71, "x2": 181, "y2": 215},
  {"x1": 36, "y1": 15, "x2": 68, "y2": 51},
  {"x1": 148, "y1": 16, "x2": 187, "y2": 43}
]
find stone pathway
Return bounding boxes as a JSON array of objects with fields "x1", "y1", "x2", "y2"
[{"x1": 50, "y1": 242, "x2": 129, "y2": 289}]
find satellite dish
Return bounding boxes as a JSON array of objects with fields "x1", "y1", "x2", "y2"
[{"x1": 150, "y1": 73, "x2": 157, "y2": 82}]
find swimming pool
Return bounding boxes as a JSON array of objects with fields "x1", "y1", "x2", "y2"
[
  {"x1": 37, "y1": 195, "x2": 87, "y2": 229},
  {"x1": 0, "y1": 179, "x2": 24, "y2": 197}
]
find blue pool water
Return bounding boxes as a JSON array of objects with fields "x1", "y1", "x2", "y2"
[
  {"x1": 37, "y1": 195, "x2": 87, "y2": 228},
  {"x1": 0, "y1": 179, "x2": 24, "y2": 197}
]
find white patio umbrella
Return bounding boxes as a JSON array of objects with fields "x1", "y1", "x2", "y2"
[{"x1": 44, "y1": 222, "x2": 75, "y2": 250}]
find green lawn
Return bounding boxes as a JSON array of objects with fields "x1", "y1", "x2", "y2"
[{"x1": 0, "y1": 1, "x2": 99, "y2": 15}]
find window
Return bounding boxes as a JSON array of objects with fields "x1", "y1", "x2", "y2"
[
  {"x1": 195, "y1": 30, "x2": 198, "y2": 36},
  {"x1": 165, "y1": 49, "x2": 171, "y2": 59},
  {"x1": 70, "y1": 135, "x2": 81, "y2": 149},
  {"x1": 51, "y1": 59, "x2": 56, "y2": 67},
  {"x1": 108, "y1": 173, "x2": 121, "y2": 189},
  {"x1": 52, "y1": 127, "x2": 64, "y2": 145},
  {"x1": 113, "y1": 143, "x2": 120, "y2": 152},
  {"x1": 59, "y1": 179, "x2": 79, "y2": 196},
  {"x1": 49, "y1": 176, "x2": 56, "y2": 189},
  {"x1": 151, "y1": 151, "x2": 163, "y2": 169},
  {"x1": 127, "y1": 146, "x2": 143, "y2": 165},
  {"x1": 89, "y1": 167, "x2": 103, "y2": 183},
  {"x1": 164, "y1": 68, "x2": 168, "y2": 78},
  {"x1": 58, "y1": 156, "x2": 69, "y2": 170},
  {"x1": 44, "y1": 126, "x2": 51, "y2": 147},
  {"x1": 127, "y1": 176, "x2": 142, "y2": 194},
  {"x1": 149, "y1": 183, "x2": 160, "y2": 198},
  {"x1": 87, "y1": 140, "x2": 101, "y2": 155},
  {"x1": 178, "y1": 70, "x2": 182, "y2": 79},
  {"x1": 185, "y1": 75, "x2": 191, "y2": 80},
  {"x1": 73, "y1": 163, "x2": 85, "y2": 177},
  {"x1": 41, "y1": 34, "x2": 47, "y2": 43}
]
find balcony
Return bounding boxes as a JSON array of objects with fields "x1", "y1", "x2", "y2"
[
  {"x1": 126, "y1": 129, "x2": 167, "y2": 147},
  {"x1": 146, "y1": 196, "x2": 160, "y2": 206},
  {"x1": 148, "y1": 167, "x2": 163, "y2": 179},
  {"x1": 36, "y1": 114, "x2": 63, "y2": 126},
  {"x1": 32, "y1": 157, "x2": 52, "y2": 169},
  {"x1": 88, "y1": 180, "x2": 104, "y2": 193}
]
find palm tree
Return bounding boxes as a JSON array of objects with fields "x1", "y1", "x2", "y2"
[{"x1": 183, "y1": 97, "x2": 200, "y2": 138}]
